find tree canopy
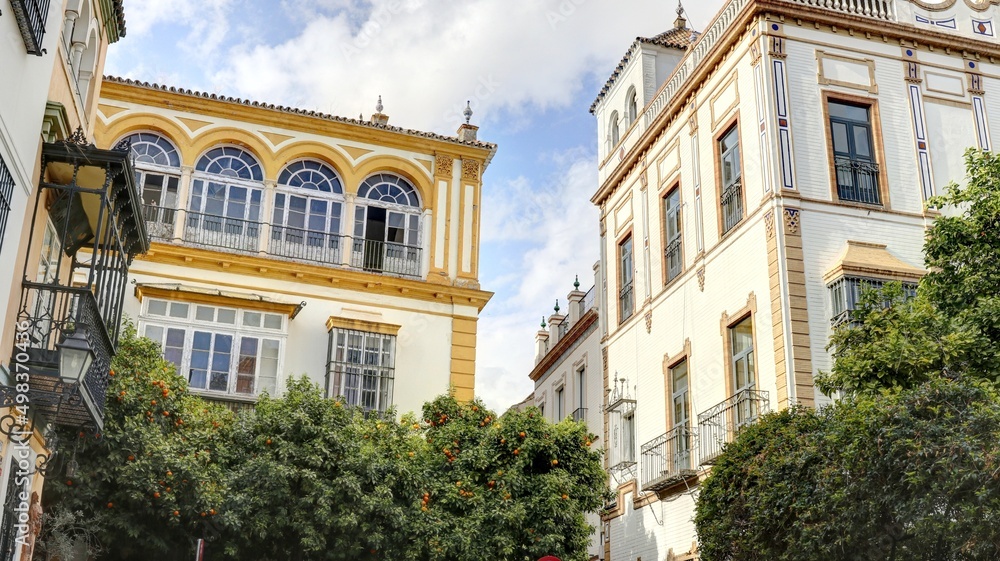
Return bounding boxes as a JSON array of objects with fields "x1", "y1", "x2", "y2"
[
  {"x1": 40, "y1": 325, "x2": 607, "y2": 561},
  {"x1": 696, "y1": 149, "x2": 1000, "y2": 560}
]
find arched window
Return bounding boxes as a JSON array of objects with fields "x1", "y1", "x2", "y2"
[
  {"x1": 352, "y1": 173, "x2": 422, "y2": 276},
  {"x1": 188, "y1": 146, "x2": 265, "y2": 252},
  {"x1": 610, "y1": 111, "x2": 620, "y2": 148},
  {"x1": 270, "y1": 160, "x2": 345, "y2": 265},
  {"x1": 121, "y1": 132, "x2": 182, "y2": 239},
  {"x1": 627, "y1": 87, "x2": 638, "y2": 125}
]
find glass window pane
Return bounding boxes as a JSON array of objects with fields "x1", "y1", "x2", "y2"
[
  {"x1": 731, "y1": 319, "x2": 753, "y2": 354},
  {"x1": 148, "y1": 300, "x2": 168, "y2": 316},
  {"x1": 853, "y1": 125, "x2": 872, "y2": 158},
  {"x1": 831, "y1": 122, "x2": 850, "y2": 153},
  {"x1": 144, "y1": 324, "x2": 163, "y2": 343},
  {"x1": 263, "y1": 314, "x2": 282, "y2": 330},
  {"x1": 196, "y1": 306, "x2": 214, "y2": 322},
  {"x1": 169, "y1": 302, "x2": 189, "y2": 318},
  {"x1": 243, "y1": 311, "x2": 261, "y2": 327},
  {"x1": 217, "y1": 309, "x2": 236, "y2": 324}
]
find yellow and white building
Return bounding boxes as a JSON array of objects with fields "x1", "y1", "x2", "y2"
[
  {"x1": 93, "y1": 79, "x2": 496, "y2": 415},
  {"x1": 592, "y1": 0, "x2": 992, "y2": 559}
]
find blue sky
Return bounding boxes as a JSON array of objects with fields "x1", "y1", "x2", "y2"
[{"x1": 106, "y1": 0, "x2": 718, "y2": 411}]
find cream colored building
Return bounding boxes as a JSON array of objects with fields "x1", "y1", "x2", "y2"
[
  {"x1": 592, "y1": 0, "x2": 987, "y2": 559},
  {"x1": 93, "y1": 79, "x2": 496, "y2": 415}
]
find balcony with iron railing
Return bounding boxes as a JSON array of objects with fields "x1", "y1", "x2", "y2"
[
  {"x1": 15, "y1": 283, "x2": 115, "y2": 428},
  {"x1": 665, "y1": 236, "x2": 682, "y2": 283},
  {"x1": 641, "y1": 425, "x2": 698, "y2": 492},
  {"x1": 8, "y1": 0, "x2": 51, "y2": 55},
  {"x1": 144, "y1": 205, "x2": 422, "y2": 278},
  {"x1": 721, "y1": 179, "x2": 743, "y2": 234},
  {"x1": 697, "y1": 388, "x2": 770, "y2": 465},
  {"x1": 618, "y1": 281, "x2": 634, "y2": 323},
  {"x1": 835, "y1": 158, "x2": 881, "y2": 205},
  {"x1": 572, "y1": 407, "x2": 587, "y2": 423}
]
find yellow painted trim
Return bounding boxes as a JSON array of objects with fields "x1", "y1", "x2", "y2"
[
  {"x1": 95, "y1": 112, "x2": 193, "y2": 157},
  {"x1": 176, "y1": 116, "x2": 213, "y2": 132},
  {"x1": 270, "y1": 140, "x2": 358, "y2": 187},
  {"x1": 340, "y1": 144, "x2": 374, "y2": 160},
  {"x1": 259, "y1": 130, "x2": 296, "y2": 146},
  {"x1": 353, "y1": 154, "x2": 434, "y2": 204},
  {"x1": 139, "y1": 242, "x2": 493, "y2": 310},
  {"x1": 325, "y1": 316, "x2": 401, "y2": 336},
  {"x1": 450, "y1": 316, "x2": 478, "y2": 400},
  {"x1": 99, "y1": 81, "x2": 495, "y2": 162},
  {"x1": 134, "y1": 285, "x2": 300, "y2": 316}
]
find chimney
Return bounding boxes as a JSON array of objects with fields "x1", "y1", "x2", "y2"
[{"x1": 535, "y1": 317, "x2": 550, "y2": 364}]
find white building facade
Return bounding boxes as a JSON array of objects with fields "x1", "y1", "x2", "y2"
[
  {"x1": 593, "y1": 0, "x2": 989, "y2": 559},
  {"x1": 528, "y1": 265, "x2": 604, "y2": 561}
]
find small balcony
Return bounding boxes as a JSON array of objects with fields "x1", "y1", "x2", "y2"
[
  {"x1": 697, "y1": 388, "x2": 770, "y2": 465},
  {"x1": 640, "y1": 425, "x2": 698, "y2": 492},
  {"x1": 572, "y1": 407, "x2": 587, "y2": 423},
  {"x1": 835, "y1": 158, "x2": 881, "y2": 205},
  {"x1": 618, "y1": 281, "x2": 634, "y2": 323},
  {"x1": 143, "y1": 206, "x2": 423, "y2": 278},
  {"x1": 721, "y1": 179, "x2": 743, "y2": 234},
  {"x1": 665, "y1": 236, "x2": 682, "y2": 282},
  {"x1": 8, "y1": 0, "x2": 51, "y2": 55}
]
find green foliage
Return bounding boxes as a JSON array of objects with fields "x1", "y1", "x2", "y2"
[
  {"x1": 696, "y1": 377, "x2": 1000, "y2": 561},
  {"x1": 40, "y1": 321, "x2": 236, "y2": 560},
  {"x1": 412, "y1": 397, "x2": 608, "y2": 561},
  {"x1": 42, "y1": 328, "x2": 607, "y2": 561}
]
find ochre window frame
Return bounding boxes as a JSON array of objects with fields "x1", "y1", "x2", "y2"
[
  {"x1": 714, "y1": 115, "x2": 745, "y2": 238},
  {"x1": 616, "y1": 227, "x2": 635, "y2": 325},
  {"x1": 821, "y1": 90, "x2": 891, "y2": 210},
  {"x1": 660, "y1": 182, "x2": 684, "y2": 287}
]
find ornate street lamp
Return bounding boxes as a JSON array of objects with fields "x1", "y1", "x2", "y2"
[{"x1": 57, "y1": 328, "x2": 94, "y2": 385}]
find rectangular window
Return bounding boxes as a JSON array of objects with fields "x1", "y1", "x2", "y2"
[
  {"x1": 327, "y1": 328, "x2": 395, "y2": 413},
  {"x1": 718, "y1": 125, "x2": 743, "y2": 234},
  {"x1": 670, "y1": 359, "x2": 692, "y2": 470},
  {"x1": 829, "y1": 276, "x2": 917, "y2": 326},
  {"x1": 618, "y1": 235, "x2": 634, "y2": 323},
  {"x1": 0, "y1": 155, "x2": 14, "y2": 257},
  {"x1": 138, "y1": 171, "x2": 180, "y2": 238},
  {"x1": 556, "y1": 387, "x2": 565, "y2": 420},
  {"x1": 141, "y1": 299, "x2": 284, "y2": 398},
  {"x1": 186, "y1": 179, "x2": 262, "y2": 251},
  {"x1": 622, "y1": 412, "x2": 636, "y2": 463},
  {"x1": 576, "y1": 367, "x2": 586, "y2": 412},
  {"x1": 729, "y1": 317, "x2": 756, "y2": 427},
  {"x1": 663, "y1": 187, "x2": 682, "y2": 283},
  {"x1": 828, "y1": 100, "x2": 881, "y2": 205}
]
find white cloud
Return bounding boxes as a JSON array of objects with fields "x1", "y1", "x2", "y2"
[
  {"x1": 111, "y1": 0, "x2": 717, "y2": 134},
  {"x1": 476, "y1": 148, "x2": 600, "y2": 412}
]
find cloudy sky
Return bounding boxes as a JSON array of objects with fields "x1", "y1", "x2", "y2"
[{"x1": 106, "y1": 0, "x2": 720, "y2": 412}]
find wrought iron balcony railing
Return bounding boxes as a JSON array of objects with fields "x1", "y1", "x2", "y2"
[
  {"x1": 721, "y1": 179, "x2": 743, "y2": 234},
  {"x1": 141, "y1": 203, "x2": 176, "y2": 240},
  {"x1": 618, "y1": 281, "x2": 634, "y2": 323},
  {"x1": 641, "y1": 424, "x2": 698, "y2": 492},
  {"x1": 697, "y1": 388, "x2": 770, "y2": 465},
  {"x1": 350, "y1": 238, "x2": 422, "y2": 277},
  {"x1": 665, "y1": 236, "x2": 682, "y2": 282},
  {"x1": 184, "y1": 209, "x2": 261, "y2": 253},
  {"x1": 835, "y1": 158, "x2": 881, "y2": 205},
  {"x1": 13, "y1": 283, "x2": 114, "y2": 428},
  {"x1": 8, "y1": 0, "x2": 51, "y2": 55},
  {"x1": 572, "y1": 407, "x2": 587, "y2": 423},
  {"x1": 269, "y1": 224, "x2": 346, "y2": 265}
]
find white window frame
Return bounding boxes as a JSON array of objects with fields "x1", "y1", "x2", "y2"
[{"x1": 139, "y1": 298, "x2": 286, "y2": 399}]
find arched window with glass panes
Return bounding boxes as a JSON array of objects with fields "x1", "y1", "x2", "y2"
[
  {"x1": 352, "y1": 173, "x2": 422, "y2": 277},
  {"x1": 122, "y1": 132, "x2": 182, "y2": 240},
  {"x1": 188, "y1": 146, "x2": 264, "y2": 252},
  {"x1": 270, "y1": 159, "x2": 345, "y2": 265}
]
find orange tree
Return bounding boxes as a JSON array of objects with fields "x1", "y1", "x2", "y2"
[
  {"x1": 410, "y1": 395, "x2": 608, "y2": 561},
  {"x1": 40, "y1": 322, "x2": 235, "y2": 560}
]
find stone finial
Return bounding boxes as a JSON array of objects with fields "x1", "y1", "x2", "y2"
[
  {"x1": 376, "y1": 95, "x2": 384, "y2": 114},
  {"x1": 674, "y1": 0, "x2": 687, "y2": 29},
  {"x1": 573, "y1": 275, "x2": 580, "y2": 290},
  {"x1": 463, "y1": 100, "x2": 473, "y2": 124},
  {"x1": 371, "y1": 95, "x2": 389, "y2": 126},
  {"x1": 541, "y1": 316, "x2": 547, "y2": 329}
]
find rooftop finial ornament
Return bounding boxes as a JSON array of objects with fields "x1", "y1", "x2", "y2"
[
  {"x1": 463, "y1": 100, "x2": 473, "y2": 124},
  {"x1": 541, "y1": 316, "x2": 547, "y2": 329},
  {"x1": 574, "y1": 275, "x2": 580, "y2": 290},
  {"x1": 674, "y1": 0, "x2": 687, "y2": 29},
  {"x1": 554, "y1": 299, "x2": 561, "y2": 314},
  {"x1": 376, "y1": 95, "x2": 384, "y2": 114}
]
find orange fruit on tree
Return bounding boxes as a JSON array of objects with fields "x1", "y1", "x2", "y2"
[
  {"x1": 153, "y1": 492, "x2": 160, "y2": 498},
  {"x1": 107, "y1": 502, "x2": 113, "y2": 508}
]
